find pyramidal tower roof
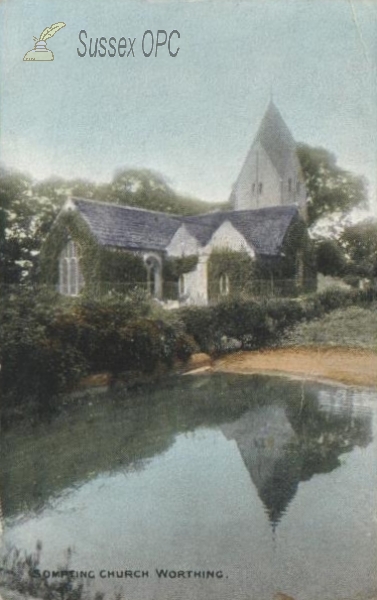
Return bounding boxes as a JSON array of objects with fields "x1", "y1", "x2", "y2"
[{"x1": 254, "y1": 100, "x2": 297, "y2": 178}]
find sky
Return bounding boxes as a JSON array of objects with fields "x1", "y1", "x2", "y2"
[{"x1": 0, "y1": 0, "x2": 376, "y2": 212}]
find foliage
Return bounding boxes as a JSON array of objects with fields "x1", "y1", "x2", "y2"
[
  {"x1": 163, "y1": 255, "x2": 198, "y2": 279},
  {"x1": 178, "y1": 286, "x2": 377, "y2": 354},
  {"x1": 0, "y1": 165, "x2": 219, "y2": 287},
  {"x1": 315, "y1": 238, "x2": 347, "y2": 276},
  {"x1": 1, "y1": 280, "x2": 376, "y2": 425},
  {"x1": 0, "y1": 286, "x2": 200, "y2": 423},
  {"x1": 162, "y1": 255, "x2": 199, "y2": 299},
  {"x1": 39, "y1": 210, "x2": 148, "y2": 295},
  {"x1": 0, "y1": 287, "x2": 88, "y2": 418},
  {"x1": 297, "y1": 143, "x2": 368, "y2": 226},
  {"x1": 281, "y1": 304, "x2": 377, "y2": 350},
  {"x1": 315, "y1": 287, "x2": 354, "y2": 312},
  {"x1": 264, "y1": 298, "x2": 306, "y2": 333},
  {"x1": 40, "y1": 210, "x2": 99, "y2": 286},
  {"x1": 340, "y1": 219, "x2": 377, "y2": 279},
  {"x1": 272, "y1": 217, "x2": 316, "y2": 292},
  {"x1": 96, "y1": 248, "x2": 148, "y2": 287},
  {"x1": 107, "y1": 168, "x2": 223, "y2": 215},
  {"x1": 0, "y1": 544, "x2": 97, "y2": 600},
  {"x1": 49, "y1": 307, "x2": 195, "y2": 376},
  {"x1": 178, "y1": 306, "x2": 218, "y2": 353},
  {"x1": 206, "y1": 218, "x2": 316, "y2": 300},
  {"x1": 0, "y1": 168, "x2": 45, "y2": 285},
  {"x1": 208, "y1": 249, "x2": 254, "y2": 300},
  {"x1": 0, "y1": 168, "x2": 109, "y2": 286}
]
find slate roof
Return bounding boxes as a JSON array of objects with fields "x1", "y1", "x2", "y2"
[
  {"x1": 71, "y1": 198, "x2": 181, "y2": 251},
  {"x1": 69, "y1": 198, "x2": 298, "y2": 257},
  {"x1": 183, "y1": 205, "x2": 298, "y2": 256},
  {"x1": 254, "y1": 101, "x2": 297, "y2": 178}
]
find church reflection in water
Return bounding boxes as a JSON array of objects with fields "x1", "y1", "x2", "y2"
[
  {"x1": 221, "y1": 386, "x2": 372, "y2": 530},
  {"x1": 0, "y1": 374, "x2": 373, "y2": 526}
]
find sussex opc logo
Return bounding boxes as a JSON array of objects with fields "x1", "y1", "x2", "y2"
[{"x1": 23, "y1": 22, "x2": 66, "y2": 61}]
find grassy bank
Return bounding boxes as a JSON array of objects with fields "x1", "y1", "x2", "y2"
[{"x1": 281, "y1": 304, "x2": 377, "y2": 351}]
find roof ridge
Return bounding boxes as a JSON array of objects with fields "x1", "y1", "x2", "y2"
[
  {"x1": 185, "y1": 205, "x2": 297, "y2": 220},
  {"x1": 71, "y1": 196, "x2": 182, "y2": 220}
]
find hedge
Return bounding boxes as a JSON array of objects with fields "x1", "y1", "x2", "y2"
[
  {"x1": 1, "y1": 283, "x2": 375, "y2": 423},
  {"x1": 178, "y1": 286, "x2": 377, "y2": 353}
]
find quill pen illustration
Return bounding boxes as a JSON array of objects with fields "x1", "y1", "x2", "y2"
[
  {"x1": 24, "y1": 22, "x2": 66, "y2": 61},
  {"x1": 38, "y1": 22, "x2": 66, "y2": 42}
]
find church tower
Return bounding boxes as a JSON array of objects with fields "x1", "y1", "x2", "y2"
[{"x1": 231, "y1": 101, "x2": 307, "y2": 215}]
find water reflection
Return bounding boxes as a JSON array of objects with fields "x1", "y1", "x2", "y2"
[
  {"x1": 0, "y1": 374, "x2": 372, "y2": 529},
  {"x1": 221, "y1": 384, "x2": 372, "y2": 529},
  {"x1": 1, "y1": 375, "x2": 376, "y2": 600}
]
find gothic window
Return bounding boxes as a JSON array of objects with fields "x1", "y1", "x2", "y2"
[
  {"x1": 288, "y1": 178, "x2": 292, "y2": 193},
  {"x1": 178, "y1": 275, "x2": 185, "y2": 296},
  {"x1": 219, "y1": 274, "x2": 230, "y2": 296},
  {"x1": 258, "y1": 182, "x2": 263, "y2": 195},
  {"x1": 144, "y1": 254, "x2": 162, "y2": 299},
  {"x1": 59, "y1": 240, "x2": 84, "y2": 296},
  {"x1": 252, "y1": 183, "x2": 256, "y2": 195}
]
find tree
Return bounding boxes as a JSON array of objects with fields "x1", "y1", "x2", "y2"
[
  {"x1": 315, "y1": 238, "x2": 347, "y2": 277},
  {"x1": 0, "y1": 167, "x2": 36, "y2": 284},
  {"x1": 340, "y1": 219, "x2": 377, "y2": 280},
  {"x1": 0, "y1": 165, "x2": 222, "y2": 286},
  {"x1": 297, "y1": 144, "x2": 368, "y2": 226},
  {"x1": 0, "y1": 170, "x2": 69, "y2": 285},
  {"x1": 107, "y1": 168, "x2": 220, "y2": 215},
  {"x1": 0, "y1": 169, "x2": 113, "y2": 285}
]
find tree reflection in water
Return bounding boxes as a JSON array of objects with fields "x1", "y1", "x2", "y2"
[{"x1": 0, "y1": 374, "x2": 373, "y2": 529}]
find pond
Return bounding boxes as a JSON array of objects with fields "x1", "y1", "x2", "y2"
[{"x1": 1, "y1": 374, "x2": 376, "y2": 600}]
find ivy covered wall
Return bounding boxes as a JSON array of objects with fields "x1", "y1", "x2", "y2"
[
  {"x1": 39, "y1": 210, "x2": 316, "y2": 302},
  {"x1": 207, "y1": 216, "x2": 316, "y2": 301},
  {"x1": 208, "y1": 250, "x2": 254, "y2": 302},
  {"x1": 39, "y1": 211, "x2": 148, "y2": 296}
]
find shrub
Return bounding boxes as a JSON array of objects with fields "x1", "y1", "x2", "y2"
[
  {"x1": 119, "y1": 318, "x2": 177, "y2": 373},
  {"x1": 299, "y1": 296, "x2": 324, "y2": 321},
  {"x1": 265, "y1": 298, "x2": 306, "y2": 334},
  {"x1": 316, "y1": 287, "x2": 354, "y2": 312},
  {"x1": 174, "y1": 332, "x2": 198, "y2": 362},
  {"x1": 178, "y1": 306, "x2": 217, "y2": 353},
  {"x1": 212, "y1": 299, "x2": 270, "y2": 349},
  {"x1": 0, "y1": 288, "x2": 88, "y2": 416}
]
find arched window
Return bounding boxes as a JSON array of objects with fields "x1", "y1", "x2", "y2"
[
  {"x1": 178, "y1": 275, "x2": 185, "y2": 297},
  {"x1": 288, "y1": 178, "x2": 292, "y2": 193},
  {"x1": 59, "y1": 240, "x2": 84, "y2": 296},
  {"x1": 258, "y1": 182, "x2": 263, "y2": 195},
  {"x1": 144, "y1": 254, "x2": 162, "y2": 299},
  {"x1": 219, "y1": 273, "x2": 230, "y2": 296}
]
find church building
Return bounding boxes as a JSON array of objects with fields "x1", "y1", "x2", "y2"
[
  {"x1": 41, "y1": 101, "x2": 315, "y2": 304},
  {"x1": 230, "y1": 101, "x2": 307, "y2": 215}
]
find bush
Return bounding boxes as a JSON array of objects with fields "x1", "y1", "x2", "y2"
[
  {"x1": 47, "y1": 301, "x2": 197, "y2": 376},
  {"x1": 316, "y1": 287, "x2": 354, "y2": 312},
  {"x1": 119, "y1": 319, "x2": 176, "y2": 373},
  {"x1": 212, "y1": 299, "x2": 270, "y2": 349},
  {"x1": 265, "y1": 298, "x2": 306, "y2": 334},
  {"x1": 178, "y1": 306, "x2": 217, "y2": 353},
  {"x1": 0, "y1": 288, "x2": 88, "y2": 416},
  {"x1": 174, "y1": 332, "x2": 198, "y2": 362}
]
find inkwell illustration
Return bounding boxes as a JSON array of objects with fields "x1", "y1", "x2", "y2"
[{"x1": 23, "y1": 22, "x2": 66, "y2": 61}]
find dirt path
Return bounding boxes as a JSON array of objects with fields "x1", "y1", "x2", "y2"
[{"x1": 213, "y1": 346, "x2": 377, "y2": 388}]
